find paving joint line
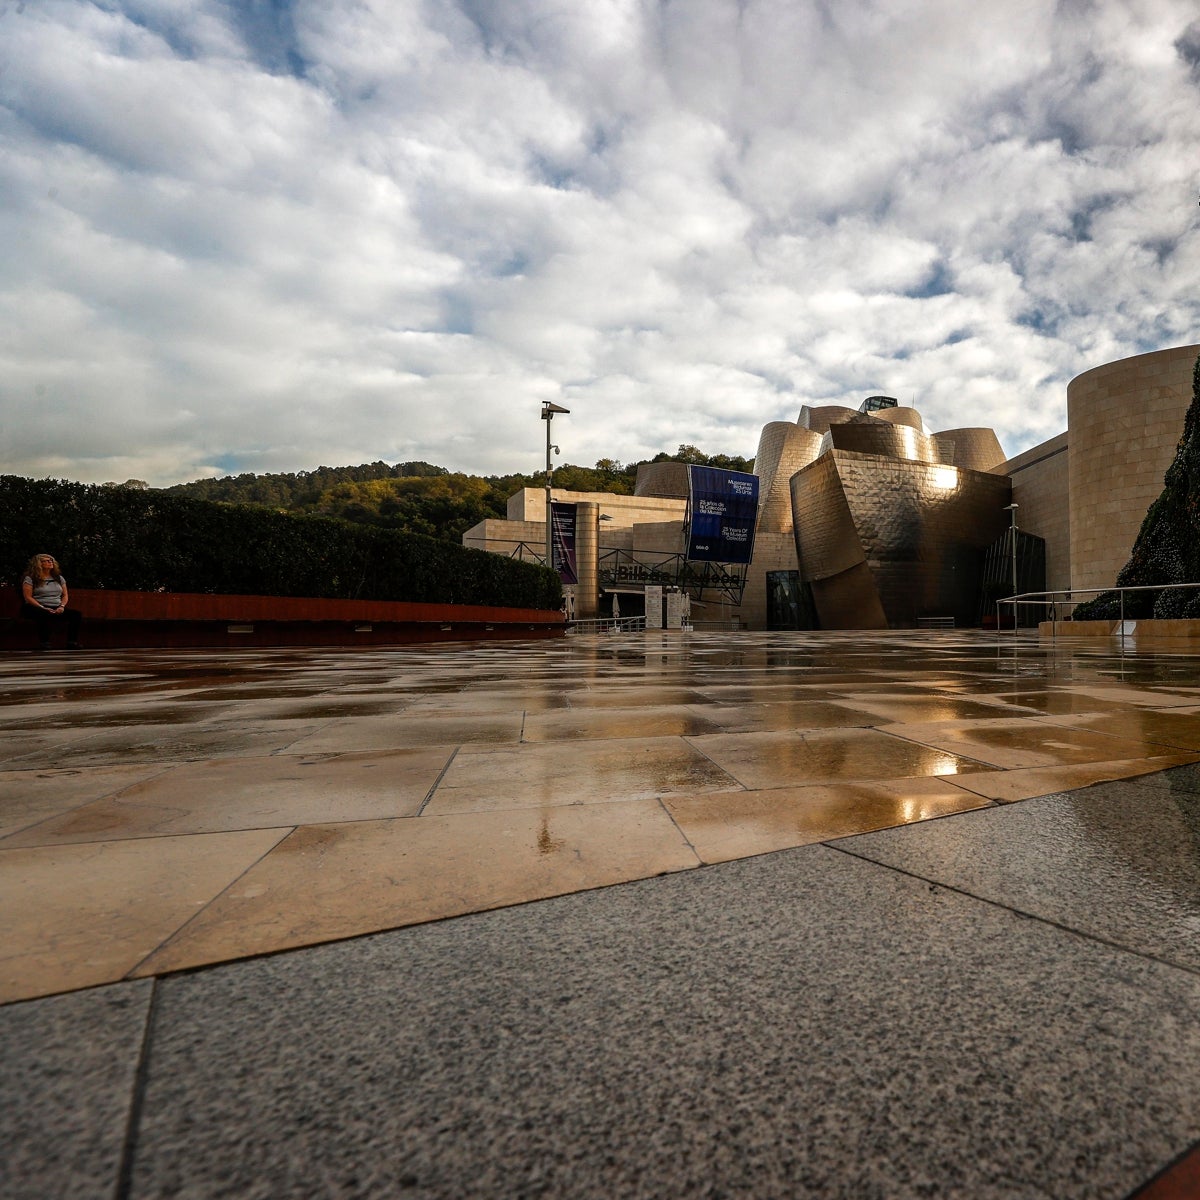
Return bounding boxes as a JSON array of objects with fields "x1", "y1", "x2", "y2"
[
  {"x1": 121, "y1": 825, "x2": 295, "y2": 982},
  {"x1": 654, "y1": 795, "x2": 703, "y2": 866},
  {"x1": 417, "y1": 746, "x2": 460, "y2": 816},
  {"x1": 114, "y1": 976, "x2": 160, "y2": 1200},
  {"x1": 827, "y1": 840, "x2": 1200, "y2": 981}
]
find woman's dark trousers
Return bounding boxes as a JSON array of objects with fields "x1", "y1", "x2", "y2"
[{"x1": 21, "y1": 604, "x2": 83, "y2": 649}]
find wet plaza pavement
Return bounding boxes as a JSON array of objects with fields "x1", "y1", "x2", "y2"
[{"x1": 4, "y1": 629, "x2": 1200, "y2": 1197}]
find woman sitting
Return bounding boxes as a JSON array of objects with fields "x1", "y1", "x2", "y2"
[{"x1": 21, "y1": 553, "x2": 83, "y2": 651}]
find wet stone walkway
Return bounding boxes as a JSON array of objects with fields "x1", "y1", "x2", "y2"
[{"x1": 4, "y1": 630, "x2": 1200, "y2": 1198}]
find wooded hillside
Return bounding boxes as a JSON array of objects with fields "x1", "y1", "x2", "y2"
[{"x1": 164, "y1": 446, "x2": 753, "y2": 544}]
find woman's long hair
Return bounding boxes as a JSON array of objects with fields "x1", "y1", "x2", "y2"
[{"x1": 24, "y1": 554, "x2": 61, "y2": 583}]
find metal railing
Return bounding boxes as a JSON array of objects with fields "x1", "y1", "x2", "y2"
[
  {"x1": 566, "y1": 616, "x2": 647, "y2": 636},
  {"x1": 502, "y1": 541, "x2": 548, "y2": 565},
  {"x1": 996, "y1": 582, "x2": 1200, "y2": 641}
]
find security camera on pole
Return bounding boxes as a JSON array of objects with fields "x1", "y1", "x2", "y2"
[{"x1": 542, "y1": 401, "x2": 570, "y2": 571}]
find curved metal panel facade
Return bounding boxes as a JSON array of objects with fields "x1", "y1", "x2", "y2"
[
  {"x1": 798, "y1": 405, "x2": 860, "y2": 434},
  {"x1": 755, "y1": 423, "x2": 824, "y2": 533},
  {"x1": 874, "y1": 407, "x2": 926, "y2": 433},
  {"x1": 790, "y1": 449, "x2": 1011, "y2": 628},
  {"x1": 633, "y1": 461, "x2": 691, "y2": 499},
  {"x1": 827, "y1": 421, "x2": 940, "y2": 464},
  {"x1": 932, "y1": 428, "x2": 1006, "y2": 473}
]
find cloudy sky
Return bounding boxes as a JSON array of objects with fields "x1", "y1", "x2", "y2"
[{"x1": 2, "y1": 0, "x2": 1199, "y2": 487}]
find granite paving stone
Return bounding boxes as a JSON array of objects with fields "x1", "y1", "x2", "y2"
[
  {"x1": 123, "y1": 847, "x2": 1200, "y2": 1200},
  {"x1": 840, "y1": 780, "x2": 1200, "y2": 973},
  {"x1": 1, "y1": 980, "x2": 152, "y2": 1200}
]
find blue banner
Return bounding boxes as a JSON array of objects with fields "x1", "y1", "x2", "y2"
[
  {"x1": 686, "y1": 467, "x2": 759, "y2": 563},
  {"x1": 550, "y1": 502, "x2": 578, "y2": 583}
]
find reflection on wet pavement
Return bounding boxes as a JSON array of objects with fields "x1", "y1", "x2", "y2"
[{"x1": 4, "y1": 630, "x2": 1200, "y2": 1003}]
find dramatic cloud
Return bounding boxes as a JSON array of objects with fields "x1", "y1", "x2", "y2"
[{"x1": 1, "y1": 0, "x2": 1198, "y2": 485}]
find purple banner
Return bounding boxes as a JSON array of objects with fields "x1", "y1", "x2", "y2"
[{"x1": 550, "y1": 502, "x2": 578, "y2": 583}]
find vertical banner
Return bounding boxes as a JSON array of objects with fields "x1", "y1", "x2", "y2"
[
  {"x1": 644, "y1": 584, "x2": 663, "y2": 629},
  {"x1": 686, "y1": 467, "x2": 759, "y2": 563},
  {"x1": 550, "y1": 502, "x2": 578, "y2": 584}
]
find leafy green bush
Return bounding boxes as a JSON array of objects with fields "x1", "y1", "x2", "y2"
[{"x1": 1, "y1": 476, "x2": 561, "y2": 610}]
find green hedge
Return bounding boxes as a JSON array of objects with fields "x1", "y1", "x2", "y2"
[{"x1": 1, "y1": 476, "x2": 561, "y2": 610}]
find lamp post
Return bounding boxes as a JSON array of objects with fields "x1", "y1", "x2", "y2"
[
  {"x1": 542, "y1": 401, "x2": 570, "y2": 571},
  {"x1": 1004, "y1": 501, "x2": 1019, "y2": 603}
]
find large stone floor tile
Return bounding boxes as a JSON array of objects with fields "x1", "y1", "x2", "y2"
[
  {"x1": 949, "y1": 754, "x2": 1200, "y2": 802},
  {"x1": 1047, "y1": 683, "x2": 1200, "y2": 709},
  {"x1": 0, "y1": 763, "x2": 170, "y2": 839},
  {"x1": 2, "y1": 748, "x2": 453, "y2": 846},
  {"x1": 0, "y1": 698, "x2": 237, "y2": 729},
  {"x1": 685, "y1": 699, "x2": 884, "y2": 733},
  {"x1": 0, "y1": 727, "x2": 105, "y2": 768},
  {"x1": 685, "y1": 727, "x2": 989, "y2": 791},
  {"x1": 132, "y1": 802, "x2": 700, "y2": 976},
  {"x1": 424, "y1": 736, "x2": 740, "y2": 814},
  {"x1": 0, "y1": 828, "x2": 287, "y2": 1003},
  {"x1": 557, "y1": 686, "x2": 715, "y2": 708},
  {"x1": 827, "y1": 693, "x2": 1038, "y2": 723},
  {"x1": 201, "y1": 695, "x2": 412, "y2": 721},
  {"x1": 841, "y1": 782, "x2": 1200, "y2": 972},
  {"x1": 1, "y1": 980, "x2": 152, "y2": 1199},
  {"x1": 125, "y1": 847, "x2": 1200, "y2": 1200},
  {"x1": 1038, "y1": 708, "x2": 1200, "y2": 752},
  {"x1": 521, "y1": 705, "x2": 724, "y2": 742},
  {"x1": 285, "y1": 712, "x2": 523, "y2": 753},
  {"x1": 664, "y1": 776, "x2": 992, "y2": 863},
  {"x1": 2, "y1": 720, "x2": 324, "y2": 769},
  {"x1": 979, "y1": 688, "x2": 1133, "y2": 715},
  {"x1": 404, "y1": 688, "x2": 572, "y2": 714},
  {"x1": 882, "y1": 716, "x2": 1172, "y2": 769}
]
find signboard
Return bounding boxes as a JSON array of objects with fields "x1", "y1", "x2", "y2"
[
  {"x1": 550, "y1": 502, "x2": 578, "y2": 584},
  {"x1": 644, "y1": 585, "x2": 663, "y2": 629},
  {"x1": 665, "y1": 589, "x2": 685, "y2": 629},
  {"x1": 685, "y1": 467, "x2": 759, "y2": 564}
]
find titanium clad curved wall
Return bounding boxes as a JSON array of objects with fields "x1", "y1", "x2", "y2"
[
  {"x1": 874, "y1": 407, "x2": 926, "y2": 433},
  {"x1": 932, "y1": 428, "x2": 1006, "y2": 473},
  {"x1": 826, "y1": 422, "x2": 939, "y2": 463},
  {"x1": 791, "y1": 449, "x2": 1012, "y2": 628},
  {"x1": 798, "y1": 405, "x2": 860, "y2": 434},
  {"x1": 634, "y1": 461, "x2": 691, "y2": 499},
  {"x1": 791, "y1": 453, "x2": 866, "y2": 582},
  {"x1": 1068, "y1": 344, "x2": 1200, "y2": 591},
  {"x1": 754, "y1": 423, "x2": 824, "y2": 532}
]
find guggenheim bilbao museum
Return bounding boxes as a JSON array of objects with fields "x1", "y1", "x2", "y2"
[{"x1": 463, "y1": 344, "x2": 1200, "y2": 630}]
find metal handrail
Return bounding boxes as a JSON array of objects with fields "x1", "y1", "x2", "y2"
[
  {"x1": 566, "y1": 616, "x2": 647, "y2": 636},
  {"x1": 995, "y1": 582, "x2": 1200, "y2": 642}
]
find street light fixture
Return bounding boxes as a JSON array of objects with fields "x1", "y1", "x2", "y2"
[
  {"x1": 542, "y1": 401, "x2": 570, "y2": 571},
  {"x1": 1004, "y1": 502, "x2": 1019, "y2": 602}
]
